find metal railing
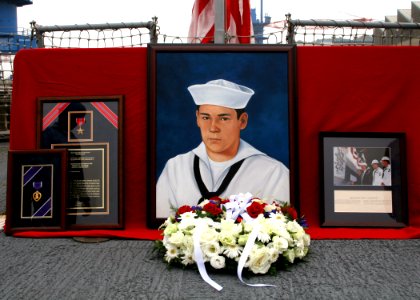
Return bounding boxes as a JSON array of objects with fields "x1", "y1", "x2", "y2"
[
  {"x1": 0, "y1": 19, "x2": 158, "y2": 132},
  {"x1": 31, "y1": 18, "x2": 158, "y2": 48},
  {"x1": 287, "y1": 16, "x2": 420, "y2": 46},
  {"x1": 1, "y1": 15, "x2": 419, "y2": 133}
]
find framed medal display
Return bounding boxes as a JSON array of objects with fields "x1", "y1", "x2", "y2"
[
  {"x1": 320, "y1": 132, "x2": 408, "y2": 227},
  {"x1": 37, "y1": 96, "x2": 124, "y2": 229},
  {"x1": 5, "y1": 149, "x2": 67, "y2": 234}
]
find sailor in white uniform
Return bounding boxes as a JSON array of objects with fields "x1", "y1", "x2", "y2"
[
  {"x1": 371, "y1": 159, "x2": 383, "y2": 186},
  {"x1": 156, "y1": 79, "x2": 289, "y2": 218},
  {"x1": 381, "y1": 156, "x2": 392, "y2": 186}
]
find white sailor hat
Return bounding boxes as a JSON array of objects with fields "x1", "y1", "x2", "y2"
[
  {"x1": 187, "y1": 79, "x2": 255, "y2": 109},
  {"x1": 381, "y1": 156, "x2": 390, "y2": 162},
  {"x1": 371, "y1": 159, "x2": 379, "y2": 165}
]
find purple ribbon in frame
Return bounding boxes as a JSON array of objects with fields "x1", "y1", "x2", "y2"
[
  {"x1": 23, "y1": 166, "x2": 43, "y2": 187},
  {"x1": 33, "y1": 197, "x2": 52, "y2": 217}
]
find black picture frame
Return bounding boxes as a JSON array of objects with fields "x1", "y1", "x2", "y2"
[
  {"x1": 5, "y1": 149, "x2": 67, "y2": 234},
  {"x1": 37, "y1": 96, "x2": 124, "y2": 229},
  {"x1": 320, "y1": 132, "x2": 408, "y2": 227},
  {"x1": 147, "y1": 44, "x2": 298, "y2": 228}
]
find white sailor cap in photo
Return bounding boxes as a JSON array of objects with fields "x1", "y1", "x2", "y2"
[
  {"x1": 371, "y1": 159, "x2": 379, "y2": 165},
  {"x1": 381, "y1": 156, "x2": 390, "y2": 162},
  {"x1": 187, "y1": 79, "x2": 255, "y2": 109}
]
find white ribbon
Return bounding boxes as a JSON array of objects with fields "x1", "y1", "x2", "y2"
[
  {"x1": 223, "y1": 192, "x2": 253, "y2": 222},
  {"x1": 193, "y1": 221, "x2": 223, "y2": 291},
  {"x1": 237, "y1": 222, "x2": 277, "y2": 288},
  {"x1": 191, "y1": 193, "x2": 276, "y2": 291}
]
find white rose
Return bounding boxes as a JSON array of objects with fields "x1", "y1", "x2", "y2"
[
  {"x1": 168, "y1": 230, "x2": 185, "y2": 247},
  {"x1": 247, "y1": 246, "x2": 272, "y2": 274},
  {"x1": 163, "y1": 223, "x2": 178, "y2": 236},
  {"x1": 182, "y1": 235, "x2": 194, "y2": 252},
  {"x1": 283, "y1": 249, "x2": 296, "y2": 263},
  {"x1": 294, "y1": 238, "x2": 304, "y2": 250},
  {"x1": 268, "y1": 221, "x2": 286, "y2": 237},
  {"x1": 210, "y1": 255, "x2": 226, "y2": 269},
  {"x1": 295, "y1": 247, "x2": 306, "y2": 259},
  {"x1": 238, "y1": 234, "x2": 249, "y2": 246},
  {"x1": 199, "y1": 227, "x2": 219, "y2": 244},
  {"x1": 286, "y1": 220, "x2": 303, "y2": 233},
  {"x1": 292, "y1": 230, "x2": 305, "y2": 240},
  {"x1": 272, "y1": 236, "x2": 288, "y2": 252},
  {"x1": 218, "y1": 232, "x2": 237, "y2": 246},
  {"x1": 277, "y1": 226, "x2": 292, "y2": 242},
  {"x1": 268, "y1": 247, "x2": 280, "y2": 263}
]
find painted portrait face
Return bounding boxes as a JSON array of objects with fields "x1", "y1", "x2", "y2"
[{"x1": 196, "y1": 104, "x2": 248, "y2": 162}]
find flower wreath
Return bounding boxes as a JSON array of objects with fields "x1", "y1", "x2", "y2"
[{"x1": 155, "y1": 193, "x2": 310, "y2": 290}]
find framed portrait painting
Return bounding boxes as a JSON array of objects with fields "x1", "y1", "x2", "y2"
[
  {"x1": 5, "y1": 149, "x2": 67, "y2": 234},
  {"x1": 320, "y1": 132, "x2": 407, "y2": 227},
  {"x1": 37, "y1": 96, "x2": 124, "y2": 229},
  {"x1": 148, "y1": 44, "x2": 298, "y2": 228}
]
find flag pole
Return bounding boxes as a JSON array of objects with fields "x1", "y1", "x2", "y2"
[{"x1": 214, "y1": 0, "x2": 225, "y2": 43}]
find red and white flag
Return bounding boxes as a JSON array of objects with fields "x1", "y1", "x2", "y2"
[{"x1": 188, "y1": 0, "x2": 254, "y2": 44}]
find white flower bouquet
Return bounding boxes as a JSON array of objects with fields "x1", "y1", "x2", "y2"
[{"x1": 155, "y1": 193, "x2": 310, "y2": 290}]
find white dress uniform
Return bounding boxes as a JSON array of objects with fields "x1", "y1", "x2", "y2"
[
  {"x1": 382, "y1": 165, "x2": 392, "y2": 186},
  {"x1": 372, "y1": 167, "x2": 383, "y2": 186},
  {"x1": 156, "y1": 139, "x2": 290, "y2": 218}
]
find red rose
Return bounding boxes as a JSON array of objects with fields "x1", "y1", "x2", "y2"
[
  {"x1": 246, "y1": 201, "x2": 266, "y2": 218},
  {"x1": 282, "y1": 206, "x2": 298, "y2": 220},
  {"x1": 177, "y1": 205, "x2": 192, "y2": 215},
  {"x1": 203, "y1": 202, "x2": 223, "y2": 216}
]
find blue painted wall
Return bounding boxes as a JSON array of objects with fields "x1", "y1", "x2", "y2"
[{"x1": 0, "y1": 2, "x2": 18, "y2": 34}]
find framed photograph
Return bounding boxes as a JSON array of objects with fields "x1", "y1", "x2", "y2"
[
  {"x1": 148, "y1": 45, "x2": 298, "y2": 228},
  {"x1": 37, "y1": 96, "x2": 123, "y2": 229},
  {"x1": 320, "y1": 132, "x2": 407, "y2": 227},
  {"x1": 5, "y1": 149, "x2": 67, "y2": 234}
]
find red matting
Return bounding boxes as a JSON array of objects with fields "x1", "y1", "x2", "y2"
[{"x1": 8, "y1": 47, "x2": 420, "y2": 239}]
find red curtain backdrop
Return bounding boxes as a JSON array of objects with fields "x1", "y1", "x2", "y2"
[{"x1": 9, "y1": 46, "x2": 420, "y2": 239}]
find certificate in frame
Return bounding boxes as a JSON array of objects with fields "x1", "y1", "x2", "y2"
[
  {"x1": 320, "y1": 132, "x2": 407, "y2": 227},
  {"x1": 37, "y1": 96, "x2": 123, "y2": 229},
  {"x1": 5, "y1": 149, "x2": 67, "y2": 234}
]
